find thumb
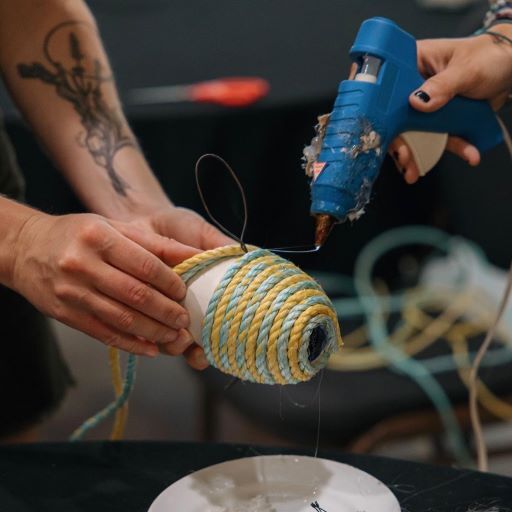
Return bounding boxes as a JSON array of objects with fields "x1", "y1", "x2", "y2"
[{"x1": 410, "y1": 65, "x2": 466, "y2": 113}]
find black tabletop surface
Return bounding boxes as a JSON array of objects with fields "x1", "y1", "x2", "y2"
[{"x1": 0, "y1": 442, "x2": 511, "y2": 511}]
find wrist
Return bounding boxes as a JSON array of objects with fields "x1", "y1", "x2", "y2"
[
  {"x1": 488, "y1": 23, "x2": 512, "y2": 37},
  {"x1": 0, "y1": 198, "x2": 47, "y2": 289}
]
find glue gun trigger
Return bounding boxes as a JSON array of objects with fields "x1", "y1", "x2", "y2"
[{"x1": 399, "y1": 131, "x2": 448, "y2": 177}]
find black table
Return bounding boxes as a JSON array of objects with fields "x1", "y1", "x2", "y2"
[{"x1": 0, "y1": 442, "x2": 511, "y2": 511}]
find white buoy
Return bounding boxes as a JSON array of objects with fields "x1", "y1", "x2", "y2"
[{"x1": 182, "y1": 257, "x2": 238, "y2": 343}]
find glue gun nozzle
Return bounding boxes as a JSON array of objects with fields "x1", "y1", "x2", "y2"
[{"x1": 314, "y1": 214, "x2": 337, "y2": 248}]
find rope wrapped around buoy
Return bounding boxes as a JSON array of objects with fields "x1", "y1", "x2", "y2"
[
  {"x1": 175, "y1": 245, "x2": 342, "y2": 385},
  {"x1": 71, "y1": 245, "x2": 342, "y2": 440}
]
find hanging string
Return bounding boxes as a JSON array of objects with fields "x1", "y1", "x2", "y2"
[
  {"x1": 313, "y1": 369, "x2": 323, "y2": 458},
  {"x1": 196, "y1": 153, "x2": 321, "y2": 255},
  {"x1": 269, "y1": 245, "x2": 321, "y2": 254},
  {"x1": 195, "y1": 153, "x2": 249, "y2": 252}
]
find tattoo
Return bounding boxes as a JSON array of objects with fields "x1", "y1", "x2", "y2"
[
  {"x1": 311, "y1": 501, "x2": 327, "y2": 512},
  {"x1": 17, "y1": 21, "x2": 134, "y2": 196}
]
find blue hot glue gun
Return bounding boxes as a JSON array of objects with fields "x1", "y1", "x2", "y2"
[{"x1": 308, "y1": 17, "x2": 504, "y2": 247}]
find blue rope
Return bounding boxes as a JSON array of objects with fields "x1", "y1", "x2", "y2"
[{"x1": 70, "y1": 353, "x2": 137, "y2": 441}]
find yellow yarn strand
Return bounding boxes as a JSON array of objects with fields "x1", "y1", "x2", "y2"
[{"x1": 108, "y1": 347, "x2": 128, "y2": 440}]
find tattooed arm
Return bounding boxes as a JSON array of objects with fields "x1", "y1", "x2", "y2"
[
  {"x1": 0, "y1": 0, "x2": 173, "y2": 219},
  {"x1": 0, "y1": 0, "x2": 231, "y2": 252},
  {"x1": 0, "y1": 1, "x2": 230, "y2": 364}
]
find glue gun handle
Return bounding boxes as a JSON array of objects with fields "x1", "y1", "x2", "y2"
[{"x1": 405, "y1": 95, "x2": 502, "y2": 152}]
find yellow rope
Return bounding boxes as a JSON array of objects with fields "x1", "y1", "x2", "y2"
[{"x1": 108, "y1": 347, "x2": 128, "y2": 440}]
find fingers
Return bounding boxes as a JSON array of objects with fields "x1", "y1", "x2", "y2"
[
  {"x1": 388, "y1": 137, "x2": 421, "y2": 184},
  {"x1": 70, "y1": 290, "x2": 180, "y2": 344},
  {"x1": 446, "y1": 136, "x2": 481, "y2": 166},
  {"x1": 64, "y1": 310, "x2": 159, "y2": 357},
  {"x1": 102, "y1": 233, "x2": 187, "y2": 301},
  {"x1": 159, "y1": 329, "x2": 195, "y2": 355},
  {"x1": 183, "y1": 344, "x2": 210, "y2": 370},
  {"x1": 388, "y1": 132, "x2": 479, "y2": 185},
  {"x1": 159, "y1": 329, "x2": 209, "y2": 369},
  {"x1": 410, "y1": 65, "x2": 467, "y2": 113},
  {"x1": 114, "y1": 222, "x2": 200, "y2": 266},
  {"x1": 94, "y1": 264, "x2": 189, "y2": 331}
]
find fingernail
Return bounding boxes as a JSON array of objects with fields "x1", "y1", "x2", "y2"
[
  {"x1": 177, "y1": 284, "x2": 187, "y2": 301},
  {"x1": 414, "y1": 90, "x2": 430, "y2": 103},
  {"x1": 176, "y1": 313, "x2": 189, "y2": 329},
  {"x1": 145, "y1": 345, "x2": 159, "y2": 357},
  {"x1": 163, "y1": 330, "x2": 178, "y2": 343},
  {"x1": 176, "y1": 329, "x2": 194, "y2": 345},
  {"x1": 195, "y1": 351, "x2": 209, "y2": 368}
]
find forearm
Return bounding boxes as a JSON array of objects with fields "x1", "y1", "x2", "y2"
[
  {"x1": 0, "y1": 0, "x2": 170, "y2": 221},
  {"x1": 0, "y1": 195, "x2": 42, "y2": 288}
]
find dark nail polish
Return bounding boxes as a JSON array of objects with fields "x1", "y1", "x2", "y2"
[
  {"x1": 414, "y1": 90, "x2": 431, "y2": 103},
  {"x1": 392, "y1": 151, "x2": 400, "y2": 160}
]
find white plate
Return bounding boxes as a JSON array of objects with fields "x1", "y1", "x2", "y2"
[{"x1": 148, "y1": 455, "x2": 400, "y2": 512}]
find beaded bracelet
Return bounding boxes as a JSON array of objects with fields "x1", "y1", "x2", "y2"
[
  {"x1": 484, "y1": 1, "x2": 512, "y2": 29},
  {"x1": 482, "y1": 28, "x2": 512, "y2": 46}
]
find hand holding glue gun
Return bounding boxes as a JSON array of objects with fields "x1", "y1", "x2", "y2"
[
  {"x1": 308, "y1": 17, "x2": 507, "y2": 246},
  {"x1": 389, "y1": 24, "x2": 512, "y2": 184}
]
